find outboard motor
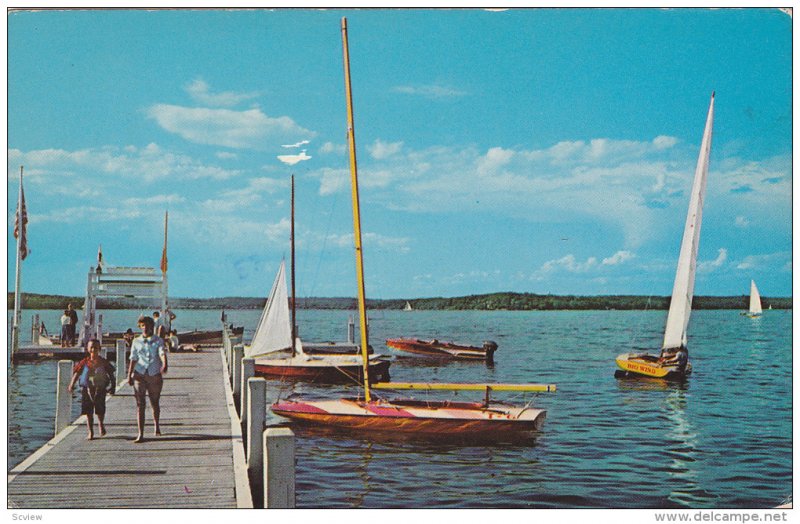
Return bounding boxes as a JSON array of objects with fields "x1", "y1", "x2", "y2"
[{"x1": 483, "y1": 340, "x2": 498, "y2": 366}]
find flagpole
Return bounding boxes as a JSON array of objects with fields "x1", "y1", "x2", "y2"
[
  {"x1": 161, "y1": 211, "x2": 168, "y2": 316},
  {"x1": 11, "y1": 166, "x2": 24, "y2": 357}
]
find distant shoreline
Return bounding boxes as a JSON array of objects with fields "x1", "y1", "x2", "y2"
[{"x1": 7, "y1": 292, "x2": 792, "y2": 311}]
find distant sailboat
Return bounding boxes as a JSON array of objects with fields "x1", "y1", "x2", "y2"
[
  {"x1": 742, "y1": 280, "x2": 763, "y2": 318},
  {"x1": 272, "y1": 18, "x2": 554, "y2": 438},
  {"x1": 616, "y1": 92, "x2": 716, "y2": 380},
  {"x1": 403, "y1": 301, "x2": 413, "y2": 311}
]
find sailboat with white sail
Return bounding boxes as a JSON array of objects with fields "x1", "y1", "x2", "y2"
[
  {"x1": 615, "y1": 92, "x2": 716, "y2": 380},
  {"x1": 403, "y1": 301, "x2": 413, "y2": 311},
  {"x1": 271, "y1": 18, "x2": 554, "y2": 438},
  {"x1": 741, "y1": 280, "x2": 763, "y2": 318},
  {"x1": 245, "y1": 177, "x2": 391, "y2": 383}
]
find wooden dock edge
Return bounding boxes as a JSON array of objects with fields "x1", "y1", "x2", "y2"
[
  {"x1": 7, "y1": 417, "x2": 82, "y2": 484},
  {"x1": 218, "y1": 345, "x2": 254, "y2": 508}
]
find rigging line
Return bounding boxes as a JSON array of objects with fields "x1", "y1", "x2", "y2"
[{"x1": 309, "y1": 186, "x2": 340, "y2": 299}]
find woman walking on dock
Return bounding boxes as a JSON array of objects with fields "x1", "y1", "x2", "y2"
[
  {"x1": 68, "y1": 339, "x2": 115, "y2": 440},
  {"x1": 128, "y1": 316, "x2": 168, "y2": 443}
]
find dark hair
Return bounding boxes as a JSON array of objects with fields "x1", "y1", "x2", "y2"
[
  {"x1": 86, "y1": 339, "x2": 101, "y2": 351},
  {"x1": 138, "y1": 316, "x2": 155, "y2": 330},
  {"x1": 125, "y1": 328, "x2": 134, "y2": 335},
  {"x1": 153, "y1": 311, "x2": 160, "y2": 317}
]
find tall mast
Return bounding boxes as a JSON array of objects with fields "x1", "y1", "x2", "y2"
[
  {"x1": 11, "y1": 166, "x2": 24, "y2": 356},
  {"x1": 341, "y1": 17, "x2": 371, "y2": 401},
  {"x1": 160, "y1": 210, "x2": 169, "y2": 315},
  {"x1": 290, "y1": 175, "x2": 297, "y2": 357}
]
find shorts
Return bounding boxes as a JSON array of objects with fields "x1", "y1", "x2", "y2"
[
  {"x1": 132, "y1": 372, "x2": 163, "y2": 407},
  {"x1": 81, "y1": 387, "x2": 107, "y2": 417}
]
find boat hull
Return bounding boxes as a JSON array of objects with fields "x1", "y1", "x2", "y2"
[
  {"x1": 386, "y1": 338, "x2": 496, "y2": 361},
  {"x1": 615, "y1": 352, "x2": 691, "y2": 381},
  {"x1": 254, "y1": 358, "x2": 390, "y2": 384},
  {"x1": 271, "y1": 398, "x2": 546, "y2": 436}
]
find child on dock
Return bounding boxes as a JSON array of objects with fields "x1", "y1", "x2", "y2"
[{"x1": 68, "y1": 339, "x2": 116, "y2": 440}]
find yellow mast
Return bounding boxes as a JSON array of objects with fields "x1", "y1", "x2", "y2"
[{"x1": 341, "y1": 17, "x2": 372, "y2": 402}]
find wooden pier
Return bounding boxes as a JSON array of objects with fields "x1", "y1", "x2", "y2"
[{"x1": 8, "y1": 346, "x2": 252, "y2": 509}]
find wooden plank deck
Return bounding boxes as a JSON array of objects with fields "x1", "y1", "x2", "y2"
[{"x1": 8, "y1": 347, "x2": 252, "y2": 509}]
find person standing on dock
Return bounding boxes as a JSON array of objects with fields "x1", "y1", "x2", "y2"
[
  {"x1": 68, "y1": 339, "x2": 115, "y2": 440},
  {"x1": 128, "y1": 316, "x2": 168, "y2": 443},
  {"x1": 66, "y1": 303, "x2": 79, "y2": 346},
  {"x1": 60, "y1": 310, "x2": 71, "y2": 348}
]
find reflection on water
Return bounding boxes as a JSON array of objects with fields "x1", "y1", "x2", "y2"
[{"x1": 8, "y1": 308, "x2": 793, "y2": 509}]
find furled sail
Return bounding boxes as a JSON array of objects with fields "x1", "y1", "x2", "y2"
[
  {"x1": 749, "y1": 280, "x2": 763, "y2": 315},
  {"x1": 662, "y1": 93, "x2": 715, "y2": 350},
  {"x1": 247, "y1": 260, "x2": 292, "y2": 358}
]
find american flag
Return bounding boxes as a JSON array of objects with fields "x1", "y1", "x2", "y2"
[{"x1": 14, "y1": 185, "x2": 29, "y2": 261}]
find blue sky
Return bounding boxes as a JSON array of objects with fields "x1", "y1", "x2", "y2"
[{"x1": 6, "y1": 8, "x2": 792, "y2": 300}]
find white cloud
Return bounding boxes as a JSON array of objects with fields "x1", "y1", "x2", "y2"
[
  {"x1": 602, "y1": 250, "x2": 636, "y2": 265},
  {"x1": 146, "y1": 104, "x2": 315, "y2": 149},
  {"x1": 368, "y1": 140, "x2": 403, "y2": 160},
  {"x1": 735, "y1": 216, "x2": 750, "y2": 228},
  {"x1": 216, "y1": 151, "x2": 238, "y2": 160},
  {"x1": 476, "y1": 147, "x2": 514, "y2": 176},
  {"x1": 323, "y1": 231, "x2": 410, "y2": 253},
  {"x1": 319, "y1": 142, "x2": 347, "y2": 155},
  {"x1": 282, "y1": 140, "x2": 310, "y2": 149},
  {"x1": 540, "y1": 254, "x2": 598, "y2": 274},
  {"x1": 185, "y1": 78, "x2": 261, "y2": 108},
  {"x1": 392, "y1": 84, "x2": 467, "y2": 98},
  {"x1": 8, "y1": 145, "x2": 241, "y2": 184},
  {"x1": 736, "y1": 251, "x2": 790, "y2": 271},
  {"x1": 698, "y1": 248, "x2": 728, "y2": 272},
  {"x1": 277, "y1": 150, "x2": 312, "y2": 165}
]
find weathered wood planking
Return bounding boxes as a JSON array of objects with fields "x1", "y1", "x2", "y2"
[{"x1": 8, "y1": 348, "x2": 249, "y2": 509}]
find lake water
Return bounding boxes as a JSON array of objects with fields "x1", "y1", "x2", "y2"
[{"x1": 7, "y1": 308, "x2": 792, "y2": 508}]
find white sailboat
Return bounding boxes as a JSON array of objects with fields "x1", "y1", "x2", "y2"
[
  {"x1": 616, "y1": 92, "x2": 715, "y2": 380},
  {"x1": 403, "y1": 301, "x2": 413, "y2": 311},
  {"x1": 742, "y1": 280, "x2": 763, "y2": 317},
  {"x1": 245, "y1": 177, "x2": 390, "y2": 383}
]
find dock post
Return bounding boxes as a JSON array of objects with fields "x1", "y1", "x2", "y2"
[
  {"x1": 348, "y1": 315, "x2": 355, "y2": 343},
  {"x1": 264, "y1": 427, "x2": 296, "y2": 508},
  {"x1": 240, "y1": 358, "x2": 255, "y2": 426},
  {"x1": 246, "y1": 377, "x2": 267, "y2": 508},
  {"x1": 32, "y1": 314, "x2": 40, "y2": 345},
  {"x1": 116, "y1": 339, "x2": 127, "y2": 386},
  {"x1": 55, "y1": 360, "x2": 73, "y2": 436},
  {"x1": 232, "y1": 344, "x2": 244, "y2": 404},
  {"x1": 97, "y1": 314, "x2": 103, "y2": 345},
  {"x1": 229, "y1": 334, "x2": 242, "y2": 379}
]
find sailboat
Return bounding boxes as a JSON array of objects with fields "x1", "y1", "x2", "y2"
[
  {"x1": 403, "y1": 301, "x2": 413, "y2": 311},
  {"x1": 615, "y1": 92, "x2": 715, "y2": 381},
  {"x1": 741, "y1": 280, "x2": 763, "y2": 318},
  {"x1": 245, "y1": 177, "x2": 391, "y2": 383},
  {"x1": 271, "y1": 18, "x2": 554, "y2": 438}
]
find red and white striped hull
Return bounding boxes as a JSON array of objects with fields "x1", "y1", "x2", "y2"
[{"x1": 271, "y1": 398, "x2": 546, "y2": 436}]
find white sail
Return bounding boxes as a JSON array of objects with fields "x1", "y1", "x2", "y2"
[
  {"x1": 749, "y1": 280, "x2": 763, "y2": 315},
  {"x1": 662, "y1": 93, "x2": 715, "y2": 350},
  {"x1": 403, "y1": 301, "x2": 412, "y2": 311},
  {"x1": 247, "y1": 260, "x2": 293, "y2": 358}
]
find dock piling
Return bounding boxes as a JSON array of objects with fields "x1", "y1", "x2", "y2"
[
  {"x1": 240, "y1": 358, "x2": 255, "y2": 424},
  {"x1": 246, "y1": 377, "x2": 267, "y2": 508},
  {"x1": 116, "y1": 339, "x2": 127, "y2": 385},
  {"x1": 232, "y1": 344, "x2": 244, "y2": 405},
  {"x1": 264, "y1": 427, "x2": 296, "y2": 508},
  {"x1": 54, "y1": 360, "x2": 73, "y2": 436}
]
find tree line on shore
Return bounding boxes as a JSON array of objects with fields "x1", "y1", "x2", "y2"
[{"x1": 8, "y1": 291, "x2": 792, "y2": 311}]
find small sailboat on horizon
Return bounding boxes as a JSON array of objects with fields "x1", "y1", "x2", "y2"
[
  {"x1": 615, "y1": 92, "x2": 716, "y2": 381},
  {"x1": 271, "y1": 18, "x2": 554, "y2": 439},
  {"x1": 741, "y1": 280, "x2": 763, "y2": 318},
  {"x1": 403, "y1": 301, "x2": 413, "y2": 311}
]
